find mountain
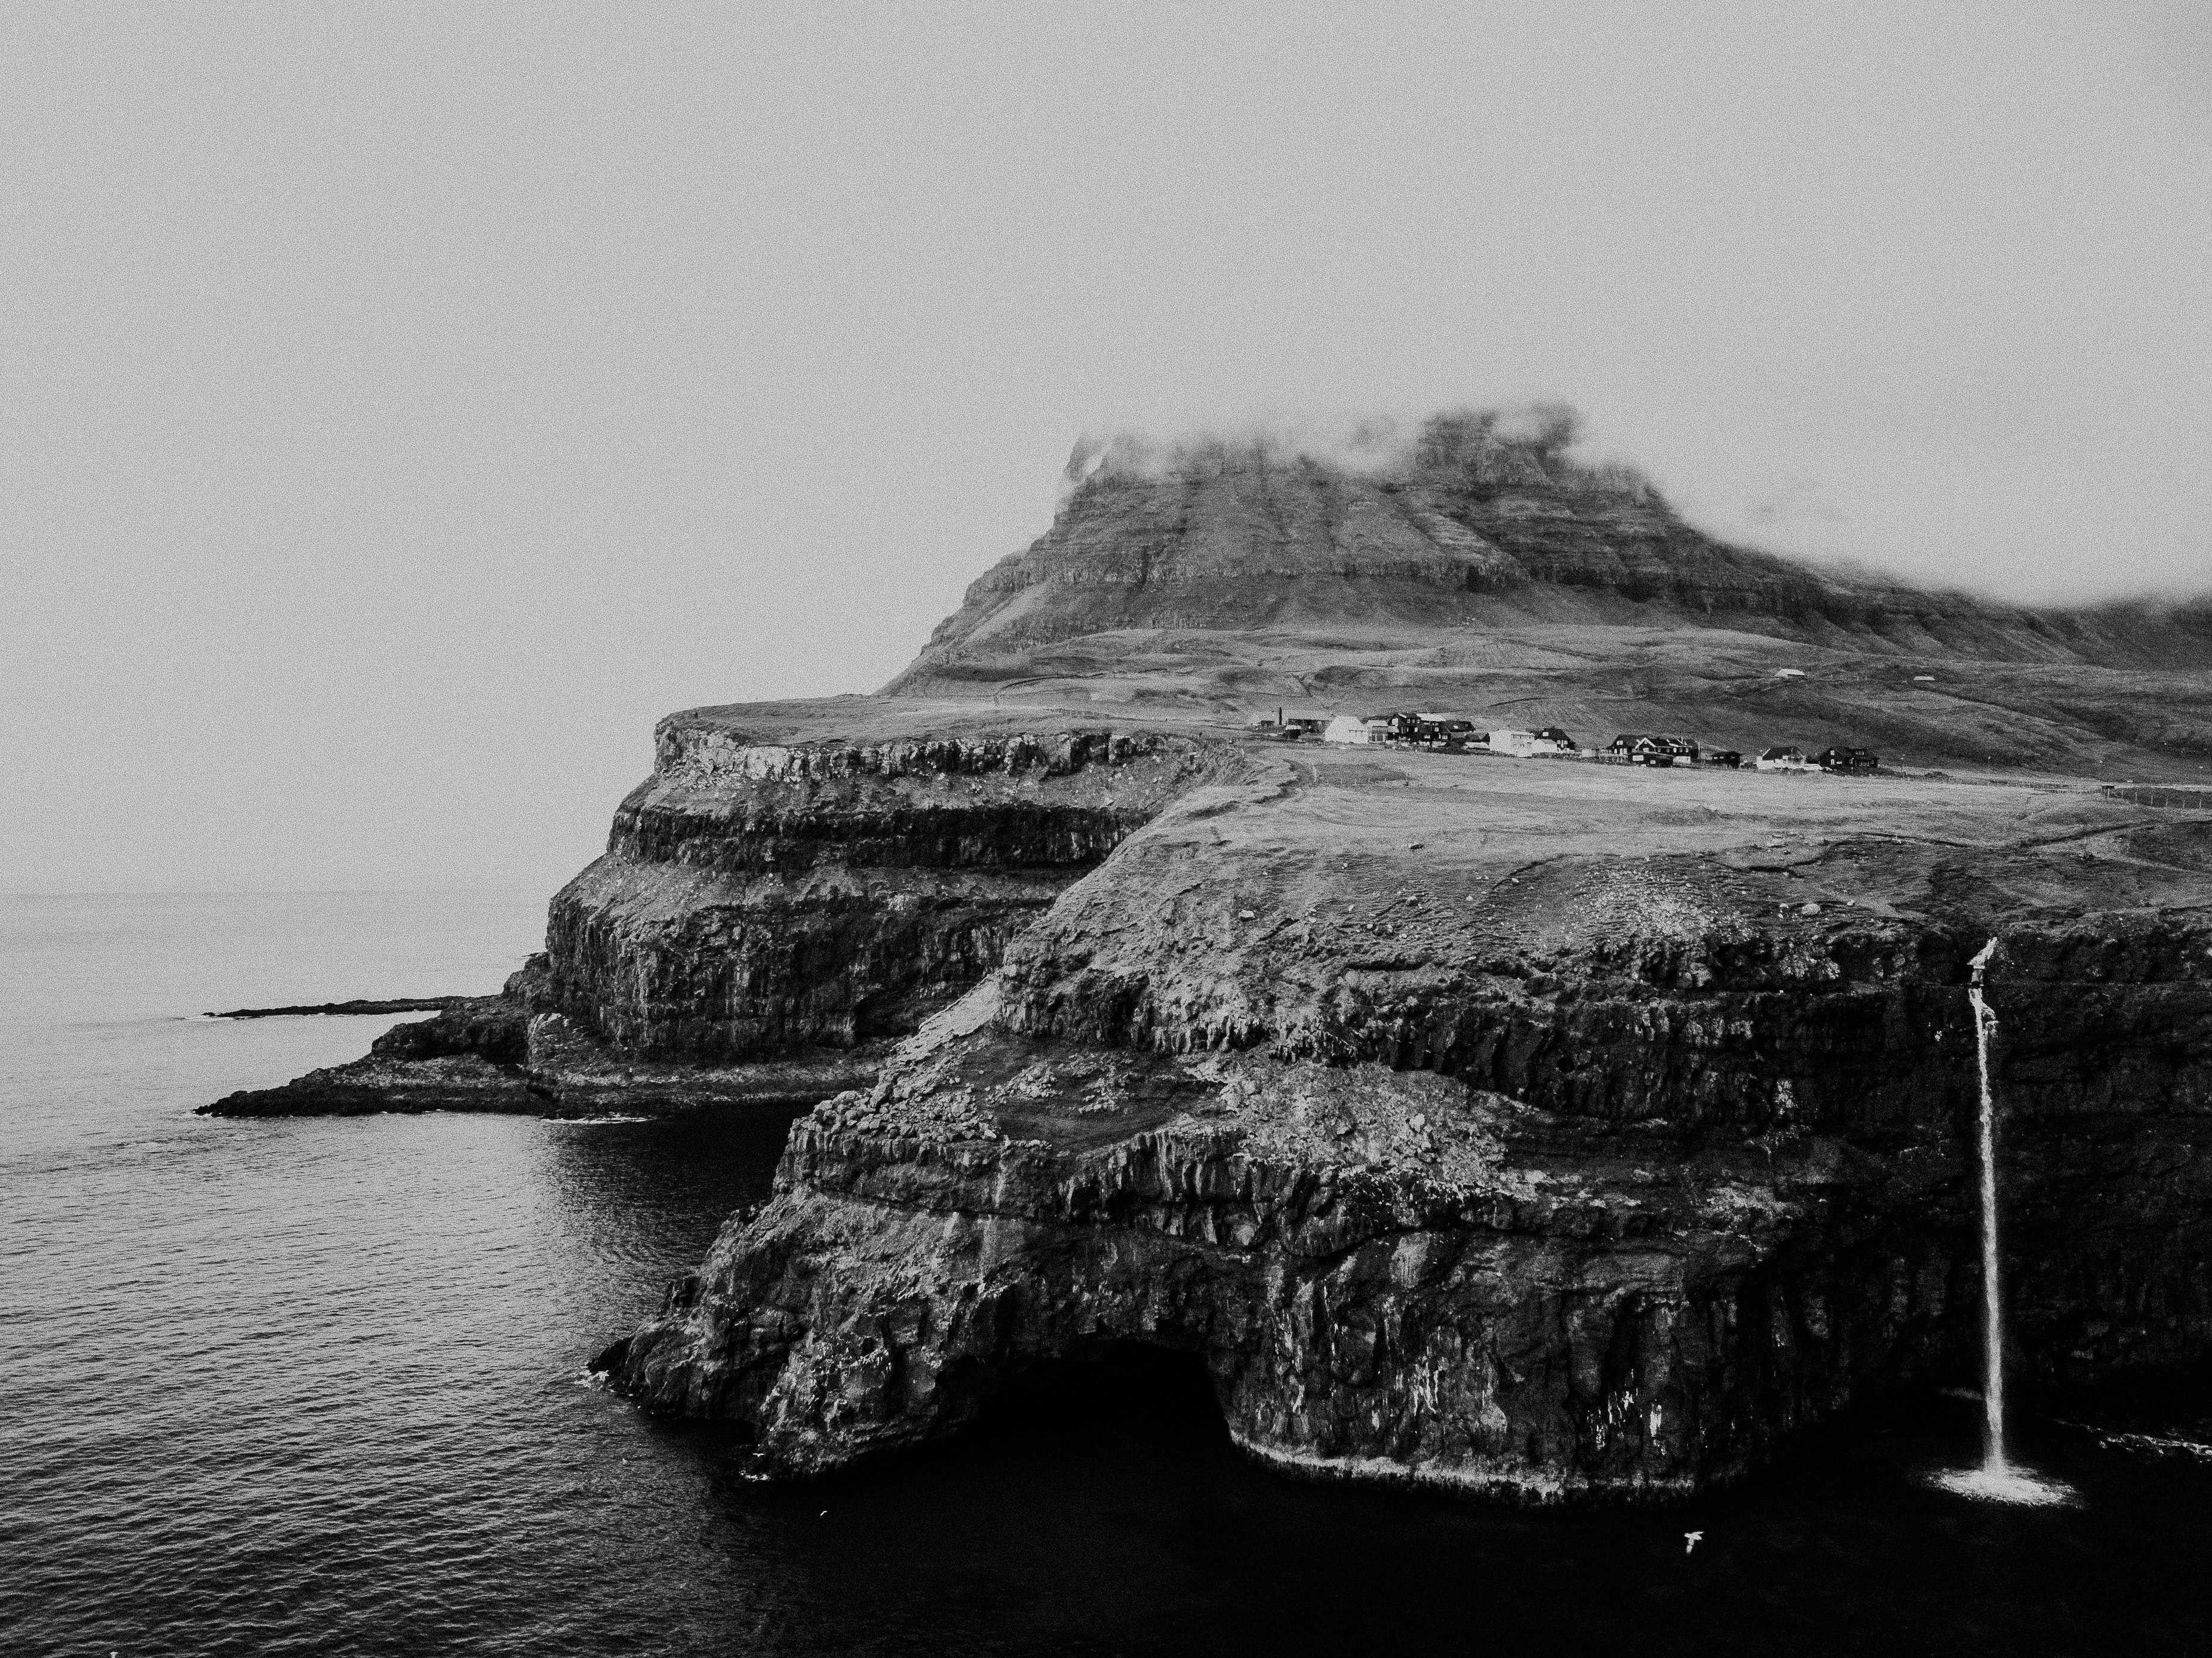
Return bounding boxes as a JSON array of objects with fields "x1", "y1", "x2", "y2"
[
  {"x1": 884, "y1": 417, "x2": 2212, "y2": 778},
  {"x1": 209, "y1": 409, "x2": 2212, "y2": 1503}
]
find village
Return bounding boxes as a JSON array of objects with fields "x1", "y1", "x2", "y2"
[{"x1": 1245, "y1": 708, "x2": 1880, "y2": 773}]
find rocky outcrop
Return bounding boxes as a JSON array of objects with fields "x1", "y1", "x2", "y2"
[
  {"x1": 206, "y1": 724, "x2": 1231, "y2": 1116},
  {"x1": 540, "y1": 726, "x2": 1227, "y2": 1060},
  {"x1": 202, "y1": 962, "x2": 888, "y2": 1118},
  {"x1": 603, "y1": 770, "x2": 2212, "y2": 1498}
]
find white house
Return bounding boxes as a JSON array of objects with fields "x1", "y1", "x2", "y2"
[
  {"x1": 1774, "y1": 668, "x2": 1806, "y2": 680},
  {"x1": 1489, "y1": 728, "x2": 1575, "y2": 757},
  {"x1": 1755, "y1": 745, "x2": 1820, "y2": 773},
  {"x1": 1322, "y1": 715, "x2": 1375, "y2": 745}
]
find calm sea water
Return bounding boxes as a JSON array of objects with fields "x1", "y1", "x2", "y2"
[{"x1": 5, "y1": 891, "x2": 2211, "y2": 1656}]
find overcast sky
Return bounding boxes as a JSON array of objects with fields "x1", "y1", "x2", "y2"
[{"x1": 4, "y1": 2, "x2": 2208, "y2": 895}]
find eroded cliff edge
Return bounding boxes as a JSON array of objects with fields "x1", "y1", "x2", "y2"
[
  {"x1": 206, "y1": 711, "x2": 1233, "y2": 1116},
  {"x1": 601, "y1": 754, "x2": 2212, "y2": 1499}
]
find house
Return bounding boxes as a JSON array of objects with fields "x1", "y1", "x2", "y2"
[
  {"x1": 1702, "y1": 749, "x2": 1744, "y2": 768},
  {"x1": 1245, "y1": 709, "x2": 1330, "y2": 739},
  {"x1": 1755, "y1": 745, "x2": 1818, "y2": 773},
  {"x1": 1655, "y1": 734, "x2": 1700, "y2": 763},
  {"x1": 1375, "y1": 712, "x2": 1473, "y2": 747},
  {"x1": 1414, "y1": 718, "x2": 1477, "y2": 749},
  {"x1": 1817, "y1": 745, "x2": 1879, "y2": 773},
  {"x1": 1491, "y1": 727, "x2": 1577, "y2": 757},
  {"x1": 1322, "y1": 714, "x2": 1375, "y2": 745},
  {"x1": 1774, "y1": 668, "x2": 1805, "y2": 679},
  {"x1": 1608, "y1": 733, "x2": 1676, "y2": 766}
]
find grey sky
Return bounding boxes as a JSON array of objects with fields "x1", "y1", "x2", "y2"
[{"x1": 4, "y1": 2, "x2": 2208, "y2": 895}]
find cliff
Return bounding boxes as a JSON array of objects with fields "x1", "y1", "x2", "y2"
[
  {"x1": 205, "y1": 409, "x2": 2212, "y2": 1501},
  {"x1": 210, "y1": 715, "x2": 1231, "y2": 1114},
  {"x1": 597, "y1": 748, "x2": 2212, "y2": 1496}
]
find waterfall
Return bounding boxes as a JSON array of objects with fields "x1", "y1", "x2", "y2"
[
  {"x1": 1929, "y1": 938, "x2": 2072, "y2": 1505},
  {"x1": 1967, "y1": 939, "x2": 2006, "y2": 1472}
]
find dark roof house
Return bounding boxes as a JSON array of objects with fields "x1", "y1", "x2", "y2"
[{"x1": 1608, "y1": 733, "x2": 1676, "y2": 766}]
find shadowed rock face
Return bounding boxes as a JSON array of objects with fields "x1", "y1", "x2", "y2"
[
  {"x1": 541, "y1": 728, "x2": 1228, "y2": 1059},
  {"x1": 606, "y1": 770, "x2": 2212, "y2": 1497}
]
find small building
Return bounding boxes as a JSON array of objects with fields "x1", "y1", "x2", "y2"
[
  {"x1": 1608, "y1": 733, "x2": 1676, "y2": 766},
  {"x1": 1655, "y1": 734, "x2": 1701, "y2": 763},
  {"x1": 1774, "y1": 668, "x2": 1806, "y2": 679},
  {"x1": 1755, "y1": 745, "x2": 1818, "y2": 773},
  {"x1": 1702, "y1": 749, "x2": 1744, "y2": 768},
  {"x1": 1818, "y1": 745, "x2": 1879, "y2": 773},
  {"x1": 1491, "y1": 727, "x2": 1577, "y2": 757},
  {"x1": 1322, "y1": 714, "x2": 1374, "y2": 745},
  {"x1": 1246, "y1": 710, "x2": 1329, "y2": 738},
  {"x1": 1412, "y1": 717, "x2": 1477, "y2": 749}
]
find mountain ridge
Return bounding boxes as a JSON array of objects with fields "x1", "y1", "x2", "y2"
[{"x1": 890, "y1": 418, "x2": 2212, "y2": 698}]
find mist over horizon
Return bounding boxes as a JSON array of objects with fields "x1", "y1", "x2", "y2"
[{"x1": 4, "y1": 1, "x2": 2207, "y2": 895}]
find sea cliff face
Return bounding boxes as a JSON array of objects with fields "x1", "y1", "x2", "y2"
[
  {"x1": 542, "y1": 724, "x2": 1225, "y2": 1059},
  {"x1": 207, "y1": 410, "x2": 2212, "y2": 1502},
  {"x1": 603, "y1": 764, "x2": 2212, "y2": 1497},
  {"x1": 206, "y1": 720, "x2": 1227, "y2": 1115}
]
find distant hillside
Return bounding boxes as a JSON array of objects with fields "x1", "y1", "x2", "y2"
[
  {"x1": 889, "y1": 411, "x2": 2212, "y2": 693},
  {"x1": 870, "y1": 410, "x2": 2210, "y2": 781}
]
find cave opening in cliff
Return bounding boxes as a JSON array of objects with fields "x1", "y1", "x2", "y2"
[{"x1": 961, "y1": 1341, "x2": 1230, "y2": 1459}]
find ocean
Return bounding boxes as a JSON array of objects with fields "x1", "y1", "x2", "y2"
[{"x1": 5, "y1": 890, "x2": 2210, "y2": 1656}]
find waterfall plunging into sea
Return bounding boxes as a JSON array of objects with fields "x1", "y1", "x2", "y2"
[
  {"x1": 1930, "y1": 939, "x2": 2073, "y2": 1506},
  {"x1": 1969, "y1": 945, "x2": 2008, "y2": 1468}
]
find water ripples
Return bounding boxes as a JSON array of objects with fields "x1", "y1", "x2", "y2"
[{"x1": 8, "y1": 893, "x2": 2212, "y2": 1656}]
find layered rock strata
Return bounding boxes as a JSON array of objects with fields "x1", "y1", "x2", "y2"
[
  {"x1": 604, "y1": 761, "x2": 2212, "y2": 1498},
  {"x1": 205, "y1": 722, "x2": 1225, "y2": 1116},
  {"x1": 543, "y1": 724, "x2": 1219, "y2": 1058},
  {"x1": 202, "y1": 969, "x2": 884, "y2": 1118}
]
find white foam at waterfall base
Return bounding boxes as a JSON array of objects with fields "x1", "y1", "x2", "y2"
[{"x1": 1927, "y1": 1463, "x2": 2078, "y2": 1506}]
